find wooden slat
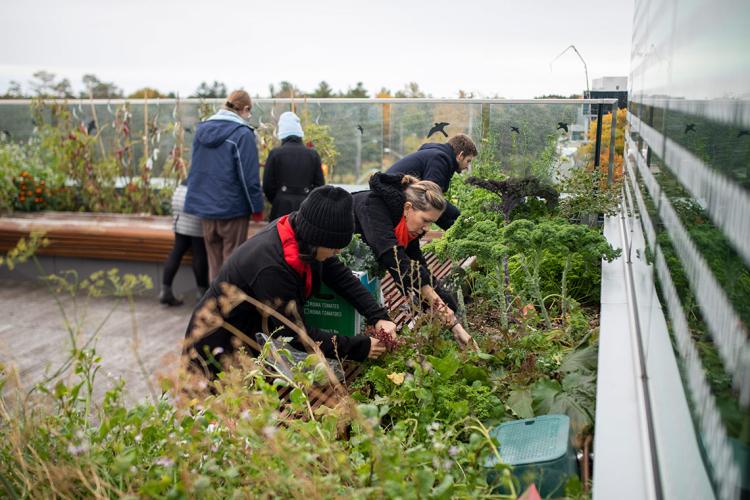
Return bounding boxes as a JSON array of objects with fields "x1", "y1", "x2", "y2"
[{"x1": 0, "y1": 212, "x2": 267, "y2": 263}]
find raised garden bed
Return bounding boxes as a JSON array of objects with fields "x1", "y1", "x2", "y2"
[{"x1": 0, "y1": 139, "x2": 619, "y2": 496}]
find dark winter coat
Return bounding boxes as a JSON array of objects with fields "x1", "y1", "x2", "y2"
[
  {"x1": 352, "y1": 173, "x2": 435, "y2": 295},
  {"x1": 185, "y1": 111, "x2": 264, "y2": 219},
  {"x1": 263, "y1": 137, "x2": 325, "y2": 221},
  {"x1": 386, "y1": 143, "x2": 461, "y2": 229},
  {"x1": 184, "y1": 214, "x2": 388, "y2": 377}
]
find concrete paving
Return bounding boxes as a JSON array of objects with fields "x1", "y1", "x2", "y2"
[{"x1": 0, "y1": 277, "x2": 195, "y2": 405}]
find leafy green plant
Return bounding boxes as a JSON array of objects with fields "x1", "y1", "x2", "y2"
[
  {"x1": 504, "y1": 218, "x2": 619, "y2": 328},
  {"x1": 338, "y1": 234, "x2": 384, "y2": 278}
]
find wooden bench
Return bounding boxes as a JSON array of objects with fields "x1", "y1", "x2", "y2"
[{"x1": 0, "y1": 212, "x2": 266, "y2": 263}]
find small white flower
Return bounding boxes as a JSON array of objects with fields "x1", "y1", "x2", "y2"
[
  {"x1": 449, "y1": 446, "x2": 460, "y2": 457},
  {"x1": 240, "y1": 409, "x2": 251, "y2": 420},
  {"x1": 212, "y1": 347, "x2": 224, "y2": 356},
  {"x1": 262, "y1": 426, "x2": 277, "y2": 439},
  {"x1": 155, "y1": 457, "x2": 174, "y2": 467},
  {"x1": 134, "y1": 434, "x2": 142, "y2": 443}
]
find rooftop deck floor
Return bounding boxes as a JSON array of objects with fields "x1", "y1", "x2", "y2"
[{"x1": 0, "y1": 278, "x2": 194, "y2": 405}]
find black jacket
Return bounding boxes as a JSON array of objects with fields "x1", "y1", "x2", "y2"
[
  {"x1": 263, "y1": 137, "x2": 325, "y2": 221},
  {"x1": 184, "y1": 214, "x2": 388, "y2": 377},
  {"x1": 352, "y1": 173, "x2": 434, "y2": 296},
  {"x1": 386, "y1": 143, "x2": 461, "y2": 229}
]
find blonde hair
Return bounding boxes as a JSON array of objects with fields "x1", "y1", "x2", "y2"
[
  {"x1": 224, "y1": 90, "x2": 252, "y2": 113},
  {"x1": 401, "y1": 175, "x2": 446, "y2": 213}
]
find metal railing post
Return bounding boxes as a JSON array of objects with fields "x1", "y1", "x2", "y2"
[
  {"x1": 481, "y1": 103, "x2": 490, "y2": 142},
  {"x1": 594, "y1": 103, "x2": 604, "y2": 168},
  {"x1": 608, "y1": 103, "x2": 618, "y2": 186}
]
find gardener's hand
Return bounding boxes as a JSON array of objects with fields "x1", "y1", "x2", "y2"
[
  {"x1": 374, "y1": 319, "x2": 398, "y2": 340},
  {"x1": 451, "y1": 323, "x2": 479, "y2": 351},
  {"x1": 368, "y1": 337, "x2": 387, "y2": 359}
]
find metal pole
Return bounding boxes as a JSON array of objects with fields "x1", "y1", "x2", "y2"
[
  {"x1": 608, "y1": 106, "x2": 618, "y2": 186},
  {"x1": 594, "y1": 103, "x2": 603, "y2": 168},
  {"x1": 481, "y1": 103, "x2": 490, "y2": 142},
  {"x1": 382, "y1": 102, "x2": 391, "y2": 169}
]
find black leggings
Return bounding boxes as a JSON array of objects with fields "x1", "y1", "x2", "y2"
[{"x1": 162, "y1": 233, "x2": 209, "y2": 288}]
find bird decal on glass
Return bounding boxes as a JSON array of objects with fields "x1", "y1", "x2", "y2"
[
  {"x1": 427, "y1": 122, "x2": 449, "y2": 138},
  {"x1": 557, "y1": 122, "x2": 569, "y2": 133},
  {"x1": 685, "y1": 123, "x2": 696, "y2": 133},
  {"x1": 510, "y1": 126, "x2": 520, "y2": 134},
  {"x1": 357, "y1": 124, "x2": 364, "y2": 135},
  {"x1": 87, "y1": 119, "x2": 97, "y2": 135}
]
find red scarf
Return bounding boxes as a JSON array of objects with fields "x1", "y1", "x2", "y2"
[
  {"x1": 394, "y1": 216, "x2": 418, "y2": 247},
  {"x1": 276, "y1": 215, "x2": 312, "y2": 298}
]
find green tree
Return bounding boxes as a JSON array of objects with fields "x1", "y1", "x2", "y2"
[
  {"x1": 128, "y1": 87, "x2": 167, "y2": 99},
  {"x1": 52, "y1": 78, "x2": 74, "y2": 98},
  {"x1": 341, "y1": 82, "x2": 369, "y2": 98},
  {"x1": 395, "y1": 82, "x2": 427, "y2": 98},
  {"x1": 29, "y1": 70, "x2": 57, "y2": 97},
  {"x1": 2, "y1": 80, "x2": 25, "y2": 98},
  {"x1": 311, "y1": 81, "x2": 335, "y2": 98},
  {"x1": 191, "y1": 80, "x2": 227, "y2": 98},
  {"x1": 269, "y1": 81, "x2": 302, "y2": 98},
  {"x1": 80, "y1": 74, "x2": 123, "y2": 98}
]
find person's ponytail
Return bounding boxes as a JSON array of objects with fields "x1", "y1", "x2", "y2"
[
  {"x1": 403, "y1": 178, "x2": 446, "y2": 213},
  {"x1": 224, "y1": 90, "x2": 252, "y2": 113}
]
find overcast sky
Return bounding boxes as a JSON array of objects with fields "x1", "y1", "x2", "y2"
[{"x1": 0, "y1": 0, "x2": 634, "y2": 98}]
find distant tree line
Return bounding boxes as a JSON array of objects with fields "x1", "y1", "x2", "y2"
[{"x1": 0, "y1": 71, "x2": 486, "y2": 100}]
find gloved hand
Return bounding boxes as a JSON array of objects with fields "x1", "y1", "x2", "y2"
[{"x1": 251, "y1": 211, "x2": 264, "y2": 223}]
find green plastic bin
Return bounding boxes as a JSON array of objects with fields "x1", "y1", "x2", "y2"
[
  {"x1": 303, "y1": 271, "x2": 382, "y2": 337},
  {"x1": 485, "y1": 414, "x2": 579, "y2": 497}
]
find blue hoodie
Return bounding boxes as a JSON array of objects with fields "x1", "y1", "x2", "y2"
[{"x1": 184, "y1": 110, "x2": 264, "y2": 219}]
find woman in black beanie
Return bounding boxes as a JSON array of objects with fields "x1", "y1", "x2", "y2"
[{"x1": 184, "y1": 185, "x2": 397, "y2": 378}]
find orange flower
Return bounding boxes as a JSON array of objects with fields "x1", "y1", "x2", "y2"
[{"x1": 35, "y1": 188, "x2": 42, "y2": 194}]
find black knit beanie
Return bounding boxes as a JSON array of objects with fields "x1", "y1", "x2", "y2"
[{"x1": 295, "y1": 185, "x2": 354, "y2": 249}]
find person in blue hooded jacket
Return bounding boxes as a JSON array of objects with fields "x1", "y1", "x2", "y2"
[
  {"x1": 185, "y1": 90, "x2": 265, "y2": 281},
  {"x1": 386, "y1": 133, "x2": 477, "y2": 230}
]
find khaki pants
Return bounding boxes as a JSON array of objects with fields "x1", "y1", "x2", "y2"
[{"x1": 202, "y1": 217, "x2": 249, "y2": 281}]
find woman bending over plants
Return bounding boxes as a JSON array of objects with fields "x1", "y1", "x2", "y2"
[
  {"x1": 352, "y1": 173, "x2": 475, "y2": 349},
  {"x1": 184, "y1": 185, "x2": 398, "y2": 379}
]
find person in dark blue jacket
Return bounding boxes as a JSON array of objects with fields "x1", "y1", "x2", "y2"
[
  {"x1": 185, "y1": 90, "x2": 265, "y2": 281},
  {"x1": 386, "y1": 133, "x2": 477, "y2": 230}
]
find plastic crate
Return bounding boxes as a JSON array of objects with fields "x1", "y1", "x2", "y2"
[
  {"x1": 303, "y1": 271, "x2": 381, "y2": 337},
  {"x1": 485, "y1": 415, "x2": 578, "y2": 497}
]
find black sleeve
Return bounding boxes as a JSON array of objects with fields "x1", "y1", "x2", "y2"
[
  {"x1": 312, "y1": 150, "x2": 325, "y2": 188},
  {"x1": 436, "y1": 201, "x2": 460, "y2": 230},
  {"x1": 379, "y1": 245, "x2": 434, "y2": 295},
  {"x1": 253, "y1": 268, "x2": 372, "y2": 362},
  {"x1": 321, "y1": 257, "x2": 390, "y2": 325},
  {"x1": 263, "y1": 151, "x2": 278, "y2": 203},
  {"x1": 405, "y1": 237, "x2": 430, "y2": 269}
]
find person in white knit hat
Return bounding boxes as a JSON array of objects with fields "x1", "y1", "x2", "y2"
[{"x1": 262, "y1": 111, "x2": 325, "y2": 221}]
